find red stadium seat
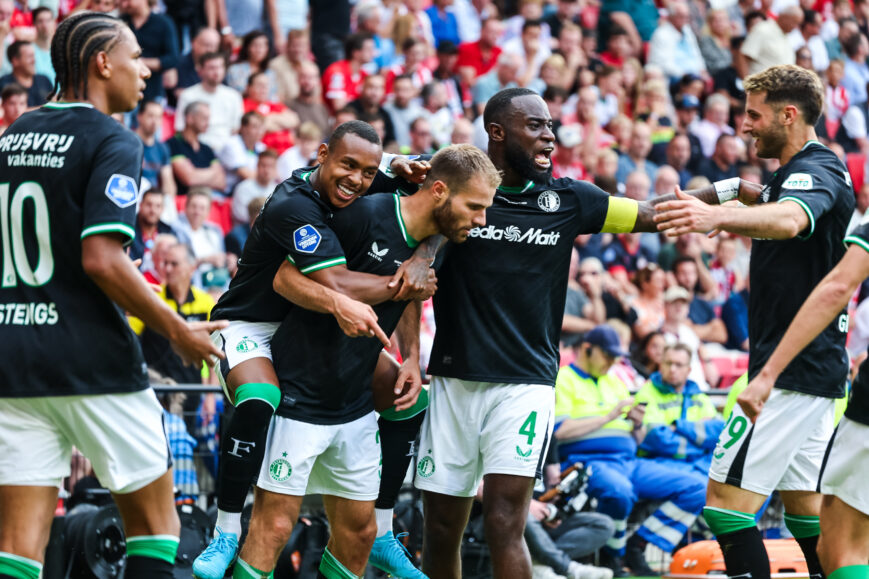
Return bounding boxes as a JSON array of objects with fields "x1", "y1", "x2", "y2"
[
  {"x1": 847, "y1": 153, "x2": 865, "y2": 193},
  {"x1": 175, "y1": 194, "x2": 233, "y2": 235},
  {"x1": 711, "y1": 352, "x2": 749, "y2": 389}
]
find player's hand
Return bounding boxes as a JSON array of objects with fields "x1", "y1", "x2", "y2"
[
  {"x1": 390, "y1": 157, "x2": 431, "y2": 184},
  {"x1": 333, "y1": 294, "x2": 390, "y2": 347},
  {"x1": 170, "y1": 320, "x2": 229, "y2": 367},
  {"x1": 655, "y1": 187, "x2": 721, "y2": 237},
  {"x1": 392, "y1": 359, "x2": 423, "y2": 411},
  {"x1": 389, "y1": 257, "x2": 437, "y2": 300},
  {"x1": 738, "y1": 375, "x2": 775, "y2": 423}
]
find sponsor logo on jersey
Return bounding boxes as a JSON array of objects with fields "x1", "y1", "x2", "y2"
[
  {"x1": 104, "y1": 174, "x2": 139, "y2": 208},
  {"x1": 0, "y1": 302, "x2": 58, "y2": 325},
  {"x1": 468, "y1": 224, "x2": 562, "y2": 246},
  {"x1": 368, "y1": 241, "x2": 389, "y2": 261},
  {"x1": 782, "y1": 173, "x2": 814, "y2": 190},
  {"x1": 0, "y1": 132, "x2": 75, "y2": 154},
  {"x1": 236, "y1": 336, "x2": 258, "y2": 353},
  {"x1": 417, "y1": 455, "x2": 435, "y2": 478},
  {"x1": 515, "y1": 445, "x2": 533, "y2": 459},
  {"x1": 293, "y1": 225, "x2": 322, "y2": 254},
  {"x1": 537, "y1": 191, "x2": 560, "y2": 212},
  {"x1": 761, "y1": 185, "x2": 770, "y2": 203},
  {"x1": 269, "y1": 452, "x2": 292, "y2": 481}
]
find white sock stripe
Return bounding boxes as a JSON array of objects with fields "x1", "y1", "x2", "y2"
[
  {"x1": 641, "y1": 515, "x2": 687, "y2": 546},
  {"x1": 126, "y1": 534, "x2": 180, "y2": 544},
  {"x1": 0, "y1": 551, "x2": 43, "y2": 569},
  {"x1": 606, "y1": 535, "x2": 628, "y2": 549},
  {"x1": 659, "y1": 500, "x2": 699, "y2": 525},
  {"x1": 612, "y1": 519, "x2": 628, "y2": 531},
  {"x1": 703, "y1": 506, "x2": 755, "y2": 520}
]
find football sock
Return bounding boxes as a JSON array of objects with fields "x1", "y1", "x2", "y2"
[
  {"x1": 0, "y1": 552, "x2": 41, "y2": 579},
  {"x1": 785, "y1": 515, "x2": 824, "y2": 579},
  {"x1": 704, "y1": 507, "x2": 769, "y2": 579},
  {"x1": 829, "y1": 566, "x2": 869, "y2": 579},
  {"x1": 318, "y1": 547, "x2": 360, "y2": 579},
  {"x1": 232, "y1": 557, "x2": 274, "y2": 578},
  {"x1": 124, "y1": 535, "x2": 178, "y2": 578},
  {"x1": 375, "y1": 407, "x2": 426, "y2": 517},
  {"x1": 217, "y1": 382, "x2": 281, "y2": 524}
]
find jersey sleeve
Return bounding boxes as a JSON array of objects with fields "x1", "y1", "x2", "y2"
[
  {"x1": 845, "y1": 220, "x2": 869, "y2": 253},
  {"x1": 80, "y1": 129, "x2": 144, "y2": 245},
  {"x1": 569, "y1": 181, "x2": 638, "y2": 235},
  {"x1": 777, "y1": 165, "x2": 840, "y2": 239},
  {"x1": 264, "y1": 190, "x2": 346, "y2": 274}
]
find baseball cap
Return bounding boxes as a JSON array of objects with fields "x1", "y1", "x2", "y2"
[
  {"x1": 676, "y1": 94, "x2": 700, "y2": 110},
  {"x1": 585, "y1": 325, "x2": 629, "y2": 358},
  {"x1": 664, "y1": 286, "x2": 691, "y2": 303}
]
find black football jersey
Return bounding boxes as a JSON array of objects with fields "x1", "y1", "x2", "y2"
[
  {"x1": 843, "y1": 222, "x2": 869, "y2": 424},
  {"x1": 272, "y1": 193, "x2": 417, "y2": 424},
  {"x1": 748, "y1": 141, "x2": 854, "y2": 398},
  {"x1": 427, "y1": 178, "x2": 634, "y2": 386},
  {"x1": 0, "y1": 103, "x2": 149, "y2": 397},
  {"x1": 210, "y1": 168, "x2": 346, "y2": 323}
]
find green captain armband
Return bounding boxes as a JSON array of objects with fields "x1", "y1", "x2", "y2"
[{"x1": 600, "y1": 197, "x2": 639, "y2": 233}]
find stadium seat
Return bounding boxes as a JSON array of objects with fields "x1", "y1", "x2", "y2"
[
  {"x1": 175, "y1": 194, "x2": 233, "y2": 234},
  {"x1": 710, "y1": 352, "x2": 749, "y2": 389},
  {"x1": 847, "y1": 153, "x2": 865, "y2": 192}
]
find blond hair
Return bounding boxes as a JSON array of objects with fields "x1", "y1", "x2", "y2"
[{"x1": 427, "y1": 144, "x2": 502, "y2": 192}]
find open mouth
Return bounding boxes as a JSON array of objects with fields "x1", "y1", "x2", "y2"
[
  {"x1": 336, "y1": 183, "x2": 359, "y2": 201},
  {"x1": 534, "y1": 148, "x2": 553, "y2": 169}
]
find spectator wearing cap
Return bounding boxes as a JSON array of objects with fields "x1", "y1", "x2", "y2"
[
  {"x1": 738, "y1": 6, "x2": 802, "y2": 77},
  {"x1": 690, "y1": 93, "x2": 735, "y2": 158},
  {"x1": 554, "y1": 325, "x2": 706, "y2": 575},
  {"x1": 660, "y1": 286, "x2": 719, "y2": 390},
  {"x1": 456, "y1": 17, "x2": 503, "y2": 78},
  {"x1": 552, "y1": 124, "x2": 587, "y2": 181},
  {"x1": 426, "y1": 0, "x2": 460, "y2": 48},
  {"x1": 647, "y1": 0, "x2": 707, "y2": 83}
]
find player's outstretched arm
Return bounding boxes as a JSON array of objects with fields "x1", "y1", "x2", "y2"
[
  {"x1": 653, "y1": 188, "x2": 808, "y2": 238},
  {"x1": 630, "y1": 179, "x2": 764, "y2": 233},
  {"x1": 272, "y1": 260, "x2": 390, "y2": 346},
  {"x1": 739, "y1": 245, "x2": 869, "y2": 421},
  {"x1": 82, "y1": 234, "x2": 227, "y2": 367},
  {"x1": 392, "y1": 300, "x2": 423, "y2": 411}
]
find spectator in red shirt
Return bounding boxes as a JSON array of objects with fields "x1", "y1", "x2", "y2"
[
  {"x1": 243, "y1": 71, "x2": 299, "y2": 154},
  {"x1": 385, "y1": 37, "x2": 434, "y2": 94},
  {"x1": 456, "y1": 17, "x2": 503, "y2": 78},
  {"x1": 321, "y1": 32, "x2": 375, "y2": 113},
  {"x1": 600, "y1": 26, "x2": 632, "y2": 67}
]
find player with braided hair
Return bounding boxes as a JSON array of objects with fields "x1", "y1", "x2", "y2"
[{"x1": 0, "y1": 12, "x2": 226, "y2": 579}]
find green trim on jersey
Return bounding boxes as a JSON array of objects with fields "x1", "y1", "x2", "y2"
[
  {"x1": 298, "y1": 256, "x2": 347, "y2": 274},
  {"x1": 43, "y1": 102, "x2": 94, "y2": 109},
  {"x1": 81, "y1": 222, "x2": 135, "y2": 241},
  {"x1": 845, "y1": 234, "x2": 869, "y2": 254},
  {"x1": 778, "y1": 196, "x2": 815, "y2": 239},
  {"x1": 393, "y1": 194, "x2": 419, "y2": 248},
  {"x1": 497, "y1": 180, "x2": 535, "y2": 194}
]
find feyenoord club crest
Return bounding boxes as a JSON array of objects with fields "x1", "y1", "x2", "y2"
[{"x1": 538, "y1": 191, "x2": 560, "y2": 212}]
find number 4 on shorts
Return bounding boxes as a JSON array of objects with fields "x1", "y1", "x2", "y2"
[{"x1": 519, "y1": 411, "x2": 537, "y2": 445}]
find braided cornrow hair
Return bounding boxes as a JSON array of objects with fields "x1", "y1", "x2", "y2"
[{"x1": 49, "y1": 11, "x2": 125, "y2": 101}]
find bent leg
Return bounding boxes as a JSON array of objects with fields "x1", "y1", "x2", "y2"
[
  {"x1": 483, "y1": 473, "x2": 534, "y2": 579},
  {"x1": 421, "y1": 490, "x2": 474, "y2": 579},
  {"x1": 322, "y1": 496, "x2": 377, "y2": 576}
]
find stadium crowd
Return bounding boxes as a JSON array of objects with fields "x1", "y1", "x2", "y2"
[{"x1": 4, "y1": 0, "x2": 869, "y2": 577}]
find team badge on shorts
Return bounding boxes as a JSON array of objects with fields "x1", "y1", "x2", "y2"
[
  {"x1": 537, "y1": 191, "x2": 560, "y2": 212},
  {"x1": 417, "y1": 455, "x2": 435, "y2": 478},
  {"x1": 293, "y1": 225, "x2": 322, "y2": 254},
  {"x1": 235, "y1": 337, "x2": 258, "y2": 353},
  {"x1": 269, "y1": 454, "x2": 292, "y2": 481},
  {"x1": 104, "y1": 174, "x2": 138, "y2": 208}
]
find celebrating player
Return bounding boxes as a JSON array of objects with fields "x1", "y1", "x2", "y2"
[
  {"x1": 193, "y1": 121, "x2": 436, "y2": 579},
  {"x1": 234, "y1": 145, "x2": 500, "y2": 579},
  {"x1": 655, "y1": 64, "x2": 854, "y2": 579},
  {"x1": 411, "y1": 87, "x2": 762, "y2": 578},
  {"x1": 0, "y1": 12, "x2": 225, "y2": 579}
]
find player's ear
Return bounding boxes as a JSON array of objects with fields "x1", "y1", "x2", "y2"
[
  {"x1": 488, "y1": 121, "x2": 505, "y2": 142},
  {"x1": 95, "y1": 51, "x2": 112, "y2": 79},
  {"x1": 432, "y1": 179, "x2": 448, "y2": 203},
  {"x1": 316, "y1": 143, "x2": 329, "y2": 165}
]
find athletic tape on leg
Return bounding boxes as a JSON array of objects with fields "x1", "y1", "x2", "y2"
[
  {"x1": 0, "y1": 552, "x2": 41, "y2": 579},
  {"x1": 126, "y1": 535, "x2": 180, "y2": 564},
  {"x1": 319, "y1": 547, "x2": 361, "y2": 579},
  {"x1": 234, "y1": 382, "x2": 282, "y2": 411},
  {"x1": 379, "y1": 388, "x2": 429, "y2": 421},
  {"x1": 703, "y1": 506, "x2": 757, "y2": 535},
  {"x1": 783, "y1": 513, "x2": 820, "y2": 539}
]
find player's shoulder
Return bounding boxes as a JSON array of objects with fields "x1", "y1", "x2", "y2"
[
  {"x1": 265, "y1": 167, "x2": 323, "y2": 212},
  {"x1": 546, "y1": 176, "x2": 606, "y2": 197},
  {"x1": 786, "y1": 143, "x2": 848, "y2": 184}
]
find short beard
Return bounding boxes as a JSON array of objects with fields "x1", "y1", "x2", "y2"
[
  {"x1": 755, "y1": 124, "x2": 788, "y2": 159},
  {"x1": 432, "y1": 198, "x2": 467, "y2": 243},
  {"x1": 504, "y1": 139, "x2": 552, "y2": 184}
]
